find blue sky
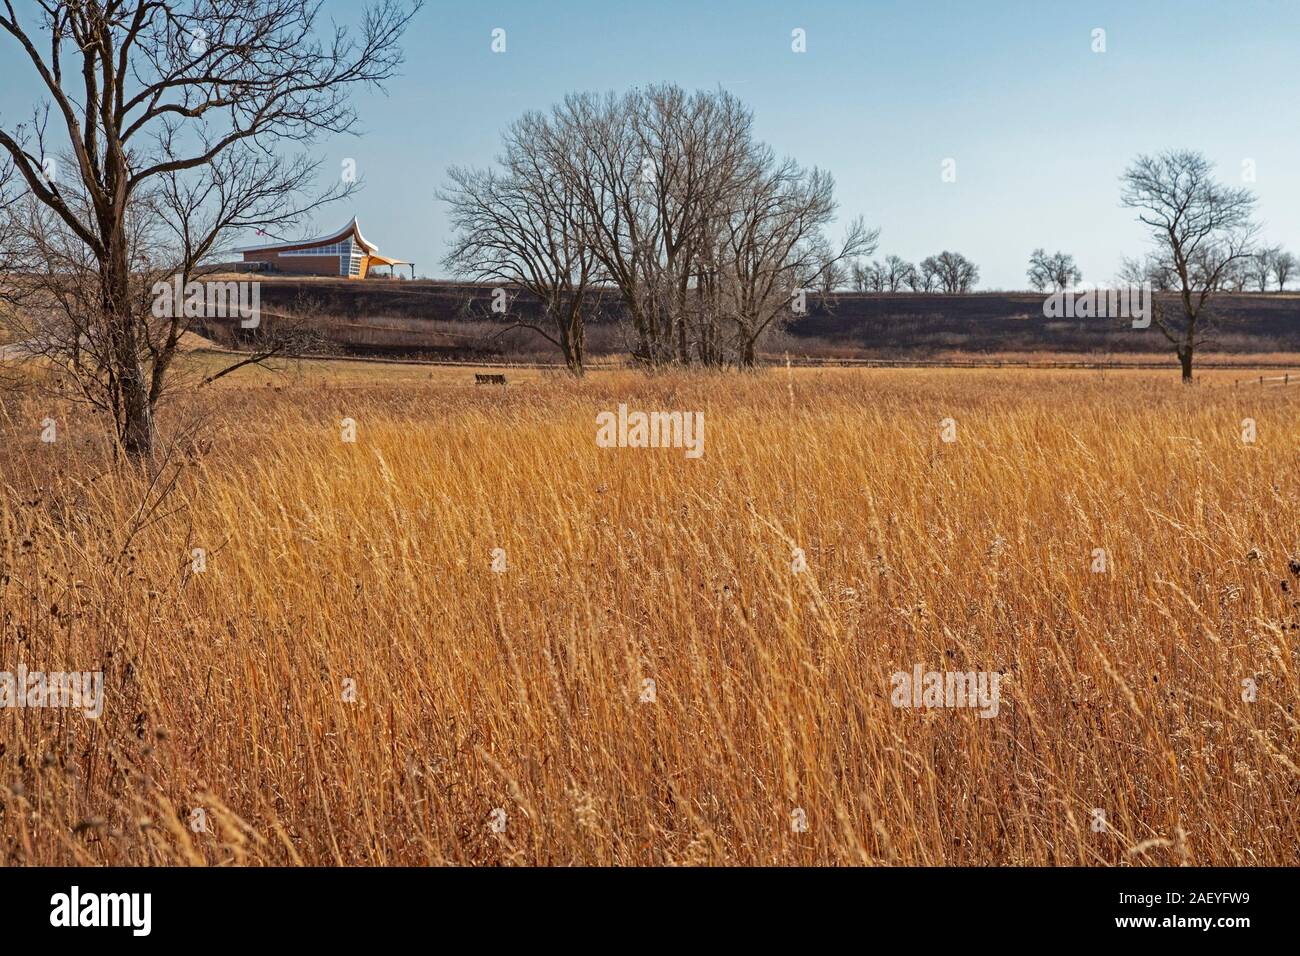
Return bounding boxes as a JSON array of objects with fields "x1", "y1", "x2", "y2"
[{"x1": 2, "y1": 0, "x2": 1298, "y2": 287}]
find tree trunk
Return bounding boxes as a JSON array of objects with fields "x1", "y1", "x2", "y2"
[
  {"x1": 567, "y1": 320, "x2": 585, "y2": 378},
  {"x1": 105, "y1": 227, "x2": 156, "y2": 459},
  {"x1": 1179, "y1": 346, "x2": 1194, "y2": 384},
  {"x1": 630, "y1": 304, "x2": 652, "y2": 366},
  {"x1": 121, "y1": 367, "x2": 156, "y2": 458}
]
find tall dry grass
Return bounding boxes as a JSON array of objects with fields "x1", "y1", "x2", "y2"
[{"x1": 0, "y1": 364, "x2": 1297, "y2": 865}]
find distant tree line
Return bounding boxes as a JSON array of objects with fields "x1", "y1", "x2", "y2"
[
  {"x1": 444, "y1": 134, "x2": 1276, "y2": 385},
  {"x1": 848, "y1": 251, "x2": 980, "y2": 294},
  {"x1": 1121, "y1": 244, "x2": 1294, "y2": 294},
  {"x1": 1237, "y1": 246, "x2": 1295, "y2": 292}
]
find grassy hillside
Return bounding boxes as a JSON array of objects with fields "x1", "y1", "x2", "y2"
[{"x1": 210, "y1": 276, "x2": 1300, "y2": 362}]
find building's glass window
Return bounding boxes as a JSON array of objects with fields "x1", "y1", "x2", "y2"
[
  {"x1": 280, "y1": 239, "x2": 364, "y2": 257},
  {"x1": 273, "y1": 236, "x2": 367, "y2": 274}
]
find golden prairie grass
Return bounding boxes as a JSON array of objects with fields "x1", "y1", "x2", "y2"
[{"x1": 0, "y1": 364, "x2": 1297, "y2": 865}]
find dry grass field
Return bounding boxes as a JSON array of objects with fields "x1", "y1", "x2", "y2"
[{"x1": 1, "y1": 361, "x2": 1298, "y2": 865}]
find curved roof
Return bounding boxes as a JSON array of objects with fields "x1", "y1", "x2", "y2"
[{"x1": 236, "y1": 217, "x2": 378, "y2": 254}]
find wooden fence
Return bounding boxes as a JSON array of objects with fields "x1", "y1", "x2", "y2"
[{"x1": 1234, "y1": 374, "x2": 1300, "y2": 388}]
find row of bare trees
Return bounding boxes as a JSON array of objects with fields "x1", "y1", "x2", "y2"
[
  {"x1": 1123, "y1": 245, "x2": 1293, "y2": 294},
  {"x1": 440, "y1": 85, "x2": 877, "y2": 373},
  {"x1": 849, "y1": 251, "x2": 980, "y2": 294},
  {"x1": 0, "y1": 0, "x2": 419, "y2": 459},
  {"x1": 1238, "y1": 246, "x2": 1296, "y2": 292}
]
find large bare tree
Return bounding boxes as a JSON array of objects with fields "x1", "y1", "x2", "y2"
[
  {"x1": 553, "y1": 86, "x2": 761, "y2": 366},
  {"x1": 0, "y1": 0, "x2": 419, "y2": 458},
  {"x1": 442, "y1": 84, "x2": 875, "y2": 370},
  {"x1": 1120, "y1": 149, "x2": 1257, "y2": 383},
  {"x1": 440, "y1": 110, "x2": 599, "y2": 376},
  {"x1": 636, "y1": 86, "x2": 759, "y2": 364}
]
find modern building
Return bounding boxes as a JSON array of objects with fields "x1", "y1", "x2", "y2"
[{"x1": 237, "y1": 218, "x2": 413, "y2": 279}]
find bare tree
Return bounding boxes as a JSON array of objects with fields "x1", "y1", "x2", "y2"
[
  {"x1": 721, "y1": 154, "x2": 875, "y2": 365},
  {"x1": 923, "y1": 251, "x2": 979, "y2": 293},
  {"x1": 807, "y1": 239, "x2": 847, "y2": 295},
  {"x1": 899, "y1": 262, "x2": 918, "y2": 292},
  {"x1": 0, "y1": 154, "x2": 28, "y2": 386},
  {"x1": 865, "y1": 260, "x2": 886, "y2": 293},
  {"x1": 549, "y1": 91, "x2": 654, "y2": 362},
  {"x1": 853, "y1": 259, "x2": 884, "y2": 293},
  {"x1": 1026, "y1": 248, "x2": 1082, "y2": 292},
  {"x1": 0, "y1": 153, "x2": 18, "y2": 306},
  {"x1": 907, "y1": 262, "x2": 931, "y2": 292},
  {"x1": 882, "y1": 255, "x2": 914, "y2": 292},
  {"x1": 7, "y1": 180, "x2": 328, "y2": 407},
  {"x1": 549, "y1": 86, "x2": 759, "y2": 366},
  {"x1": 850, "y1": 260, "x2": 871, "y2": 292},
  {"x1": 1120, "y1": 149, "x2": 1257, "y2": 383},
  {"x1": 1119, "y1": 253, "x2": 1178, "y2": 292},
  {"x1": 1249, "y1": 245, "x2": 1279, "y2": 292},
  {"x1": 0, "y1": 0, "x2": 419, "y2": 458},
  {"x1": 634, "y1": 85, "x2": 759, "y2": 363},
  {"x1": 440, "y1": 111, "x2": 598, "y2": 375},
  {"x1": 515, "y1": 84, "x2": 874, "y2": 368},
  {"x1": 1221, "y1": 258, "x2": 1249, "y2": 293},
  {"x1": 1273, "y1": 249, "x2": 1296, "y2": 291}
]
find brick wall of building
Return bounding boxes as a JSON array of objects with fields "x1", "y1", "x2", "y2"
[{"x1": 242, "y1": 249, "x2": 346, "y2": 277}]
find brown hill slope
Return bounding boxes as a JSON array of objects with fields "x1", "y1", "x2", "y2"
[{"x1": 201, "y1": 276, "x2": 1300, "y2": 361}]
